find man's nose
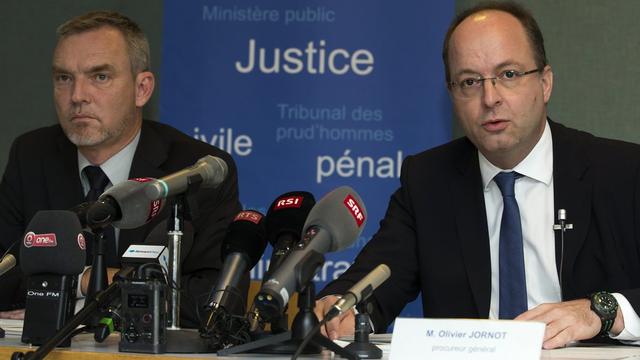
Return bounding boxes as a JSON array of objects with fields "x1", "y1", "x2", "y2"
[{"x1": 481, "y1": 77, "x2": 502, "y2": 108}]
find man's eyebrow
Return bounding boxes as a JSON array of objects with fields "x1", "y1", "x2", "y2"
[
  {"x1": 51, "y1": 65, "x2": 67, "y2": 74},
  {"x1": 51, "y1": 64, "x2": 117, "y2": 74},
  {"x1": 452, "y1": 61, "x2": 526, "y2": 79},
  {"x1": 86, "y1": 64, "x2": 116, "y2": 73}
]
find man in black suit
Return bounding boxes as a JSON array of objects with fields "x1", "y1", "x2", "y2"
[
  {"x1": 0, "y1": 11, "x2": 242, "y2": 328},
  {"x1": 315, "y1": 2, "x2": 640, "y2": 348}
]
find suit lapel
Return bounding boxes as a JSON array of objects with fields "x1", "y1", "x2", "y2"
[
  {"x1": 47, "y1": 132, "x2": 84, "y2": 209},
  {"x1": 118, "y1": 121, "x2": 169, "y2": 255},
  {"x1": 453, "y1": 140, "x2": 492, "y2": 317},
  {"x1": 549, "y1": 121, "x2": 591, "y2": 299}
]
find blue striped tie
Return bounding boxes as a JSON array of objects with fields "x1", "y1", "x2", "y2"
[{"x1": 494, "y1": 171, "x2": 527, "y2": 319}]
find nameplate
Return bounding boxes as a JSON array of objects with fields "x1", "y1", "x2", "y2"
[
  {"x1": 390, "y1": 318, "x2": 544, "y2": 360},
  {"x1": 122, "y1": 244, "x2": 169, "y2": 274}
]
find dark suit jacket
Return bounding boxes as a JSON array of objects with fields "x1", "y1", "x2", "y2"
[
  {"x1": 0, "y1": 120, "x2": 243, "y2": 328},
  {"x1": 319, "y1": 120, "x2": 640, "y2": 333}
]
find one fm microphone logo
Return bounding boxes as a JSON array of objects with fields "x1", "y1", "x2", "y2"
[
  {"x1": 234, "y1": 210, "x2": 263, "y2": 224},
  {"x1": 274, "y1": 196, "x2": 303, "y2": 210},
  {"x1": 23, "y1": 232, "x2": 58, "y2": 248},
  {"x1": 343, "y1": 195, "x2": 365, "y2": 227}
]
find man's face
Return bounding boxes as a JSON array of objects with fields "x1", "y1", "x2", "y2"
[
  {"x1": 447, "y1": 11, "x2": 553, "y2": 168},
  {"x1": 52, "y1": 26, "x2": 143, "y2": 149}
]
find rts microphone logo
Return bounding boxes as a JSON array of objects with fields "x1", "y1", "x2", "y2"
[
  {"x1": 274, "y1": 196, "x2": 304, "y2": 210},
  {"x1": 23, "y1": 232, "x2": 58, "y2": 248},
  {"x1": 343, "y1": 195, "x2": 365, "y2": 227},
  {"x1": 234, "y1": 210, "x2": 263, "y2": 224}
]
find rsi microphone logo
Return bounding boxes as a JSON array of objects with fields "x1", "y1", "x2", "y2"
[
  {"x1": 234, "y1": 210, "x2": 263, "y2": 224},
  {"x1": 23, "y1": 232, "x2": 57, "y2": 248},
  {"x1": 343, "y1": 195, "x2": 365, "y2": 227},
  {"x1": 274, "y1": 196, "x2": 303, "y2": 210}
]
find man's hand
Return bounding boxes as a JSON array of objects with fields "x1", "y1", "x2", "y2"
[
  {"x1": 80, "y1": 267, "x2": 121, "y2": 295},
  {"x1": 314, "y1": 295, "x2": 356, "y2": 340},
  {"x1": 0, "y1": 309, "x2": 25, "y2": 320},
  {"x1": 515, "y1": 299, "x2": 623, "y2": 349}
]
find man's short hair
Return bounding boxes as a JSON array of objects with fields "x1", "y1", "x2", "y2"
[
  {"x1": 442, "y1": 1, "x2": 548, "y2": 83},
  {"x1": 57, "y1": 11, "x2": 150, "y2": 75}
]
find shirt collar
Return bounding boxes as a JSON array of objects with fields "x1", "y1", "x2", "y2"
[
  {"x1": 479, "y1": 120, "x2": 553, "y2": 190},
  {"x1": 78, "y1": 130, "x2": 141, "y2": 188}
]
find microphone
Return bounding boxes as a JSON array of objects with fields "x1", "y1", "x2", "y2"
[
  {"x1": 84, "y1": 155, "x2": 227, "y2": 230},
  {"x1": 254, "y1": 186, "x2": 367, "y2": 320},
  {"x1": 264, "y1": 191, "x2": 316, "y2": 279},
  {"x1": 0, "y1": 238, "x2": 19, "y2": 277},
  {"x1": 206, "y1": 210, "x2": 268, "y2": 312},
  {"x1": 20, "y1": 210, "x2": 86, "y2": 347},
  {"x1": 325, "y1": 264, "x2": 391, "y2": 321},
  {"x1": 144, "y1": 155, "x2": 227, "y2": 200},
  {"x1": 0, "y1": 253, "x2": 16, "y2": 277}
]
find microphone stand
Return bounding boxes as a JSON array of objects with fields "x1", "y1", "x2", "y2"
[
  {"x1": 164, "y1": 174, "x2": 209, "y2": 353},
  {"x1": 86, "y1": 228, "x2": 108, "y2": 305},
  {"x1": 218, "y1": 252, "x2": 357, "y2": 359},
  {"x1": 11, "y1": 268, "x2": 134, "y2": 360},
  {"x1": 84, "y1": 228, "x2": 111, "y2": 339}
]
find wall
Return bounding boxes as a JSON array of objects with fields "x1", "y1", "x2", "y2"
[
  {"x1": 0, "y1": 0, "x2": 162, "y2": 173},
  {"x1": 2, "y1": 1, "x2": 639, "y2": 172}
]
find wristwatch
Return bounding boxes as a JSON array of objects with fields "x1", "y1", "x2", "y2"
[{"x1": 590, "y1": 291, "x2": 618, "y2": 336}]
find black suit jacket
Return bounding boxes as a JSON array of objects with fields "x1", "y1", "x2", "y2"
[
  {"x1": 319, "y1": 121, "x2": 640, "y2": 332},
  {"x1": 0, "y1": 120, "x2": 243, "y2": 328}
]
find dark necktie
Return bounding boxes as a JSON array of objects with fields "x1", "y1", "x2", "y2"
[
  {"x1": 83, "y1": 166, "x2": 118, "y2": 267},
  {"x1": 494, "y1": 171, "x2": 527, "y2": 319}
]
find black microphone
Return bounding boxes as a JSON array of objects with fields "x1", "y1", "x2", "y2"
[
  {"x1": 254, "y1": 186, "x2": 367, "y2": 320},
  {"x1": 264, "y1": 191, "x2": 315, "y2": 279},
  {"x1": 206, "y1": 210, "x2": 268, "y2": 313},
  {"x1": 324, "y1": 264, "x2": 391, "y2": 321},
  {"x1": 20, "y1": 210, "x2": 86, "y2": 347}
]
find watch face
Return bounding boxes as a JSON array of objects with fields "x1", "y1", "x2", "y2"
[{"x1": 594, "y1": 293, "x2": 617, "y2": 314}]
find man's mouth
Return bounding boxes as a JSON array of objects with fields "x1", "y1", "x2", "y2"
[{"x1": 482, "y1": 119, "x2": 509, "y2": 132}]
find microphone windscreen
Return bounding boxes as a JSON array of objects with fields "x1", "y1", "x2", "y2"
[
  {"x1": 222, "y1": 210, "x2": 267, "y2": 267},
  {"x1": 265, "y1": 191, "x2": 315, "y2": 247},
  {"x1": 198, "y1": 155, "x2": 228, "y2": 188},
  {"x1": 302, "y1": 186, "x2": 367, "y2": 252},
  {"x1": 20, "y1": 210, "x2": 86, "y2": 275}
]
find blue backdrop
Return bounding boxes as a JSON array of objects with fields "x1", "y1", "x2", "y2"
[{"x1": 160, "y1": 0, "x2": 454, "y2": 325}]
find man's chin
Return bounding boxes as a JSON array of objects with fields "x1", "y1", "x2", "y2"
[{"x1": 65, "y1": 131, "x2": 107, "y2": 147}]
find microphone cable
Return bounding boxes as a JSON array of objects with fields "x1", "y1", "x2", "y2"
[{"x1": 291, "y1": 316, "x2": 329, "y2": 360}]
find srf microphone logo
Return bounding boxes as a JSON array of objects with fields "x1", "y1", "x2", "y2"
[
  {"x1": 344, "y1": 194, "x2": 365, "y2": 227},
  {"x1": 274, "y1": 196, "x2": 303, "y2": 210},
  {"x1": 23, "y1": 232, "x2": 58, "y2": 248},
  {"x1": 146, "y1": 199, "x2": 162, "y2": 222},
  {"x1": 131, "y1": 177, "x2": 154, "y2": 183},
  {"x1": 234, "y1": 210, "x2": 263, "y2": 224}
]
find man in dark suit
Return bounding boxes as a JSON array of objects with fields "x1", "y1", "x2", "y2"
[
  {"x1": 0, "y1": 11, "x2": 243, "y2": 328},
  {"x1": 315, "y1": 2, "x2": 640, "y2": 348}
]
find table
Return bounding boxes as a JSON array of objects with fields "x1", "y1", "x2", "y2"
[{"x1": 2, "y1": 328, "x2": 640, "y2": 359}]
